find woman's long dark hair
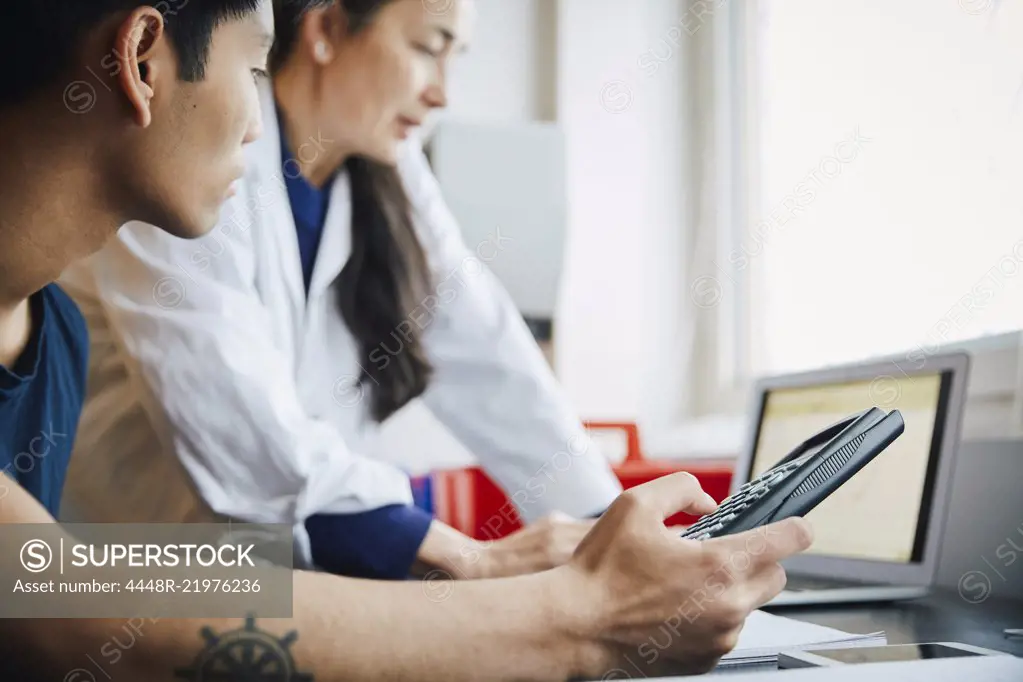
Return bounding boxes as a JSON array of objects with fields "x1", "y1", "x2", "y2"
[{"x1": 272, "y1": 0, "x2": 434, "y2": 422}]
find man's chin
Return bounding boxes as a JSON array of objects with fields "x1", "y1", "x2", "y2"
[{"x1": 157, "y1": 211, "x2": 219, "y2": 241}]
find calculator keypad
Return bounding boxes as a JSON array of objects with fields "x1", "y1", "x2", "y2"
[{"x1": 679, "y1": 453, "x2": 811, "y2": 540}]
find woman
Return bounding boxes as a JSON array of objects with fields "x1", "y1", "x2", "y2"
[{"x1": 58, "y1": 0, "x2": 623, "y2": 580}]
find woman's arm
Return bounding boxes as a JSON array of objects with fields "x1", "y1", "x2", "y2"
[
  {"x1": 306, "y1": 505, "x2": 595, "y2": 581},
  {"x1": 77, "y1": 195, "x2": 591, "y2": 583},
  {"x1": 83, "y1": 217, "x2": 416, "y2": 523},
  {"x1": 395, "y1": 141, "x2": 624, "y2": 521},
  {"x1": 71, "y1": 212, "x2": 432, "y2": 575}
]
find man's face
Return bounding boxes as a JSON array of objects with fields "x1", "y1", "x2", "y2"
[{"x1": 119, "y1": 2, "x2": 274, "y2": 238}]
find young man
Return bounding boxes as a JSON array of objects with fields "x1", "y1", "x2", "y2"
[{"x1": 0, "y1": 1, "x2": 813, "y2": 680}]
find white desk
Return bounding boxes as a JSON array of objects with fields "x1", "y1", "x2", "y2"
[{"x1": 691, "y1": 655, "x2": 1023, "y2": 680}]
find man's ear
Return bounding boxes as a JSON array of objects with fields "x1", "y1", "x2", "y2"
[{"x1": 114, "y1": 8, "x2": 165, "y2": 128}]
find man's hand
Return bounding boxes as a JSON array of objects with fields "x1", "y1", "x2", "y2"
[{"x1": 553, "y1": 472, "x2": 814, "y2": 678}]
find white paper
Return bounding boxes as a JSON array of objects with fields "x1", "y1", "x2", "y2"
[{"x1": 719, "y1": 610, "x2": 886, "y2": 668}]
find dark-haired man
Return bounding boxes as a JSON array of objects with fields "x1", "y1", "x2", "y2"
[
  {"x1": 0, "y1": 2, "x2": 812, "y2": 680},
  {"x1": 0, "y1": 0, "x2": 273, "y2": 519}
]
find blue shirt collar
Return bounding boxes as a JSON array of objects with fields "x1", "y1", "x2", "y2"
[{"x1": 278, "y1": 118, "x2": 333, "y2": 233}]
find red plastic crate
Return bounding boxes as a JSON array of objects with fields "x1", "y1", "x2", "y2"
[{"x1": 430, "y1": 422, "x2": 735, "y2": 540}]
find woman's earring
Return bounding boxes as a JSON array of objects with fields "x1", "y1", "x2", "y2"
[{"x1": 315, "y1": 42, "x2": 329, "y2": 63}]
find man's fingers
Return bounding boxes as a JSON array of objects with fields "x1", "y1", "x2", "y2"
[
  {"x1": 562, "y1": 521, "x2": 598, "y2": 541},
  {"x1": 685, "y1": 491, "x2": 720, "y2": 518},
  {"x1": 746, "y1": 562, "x2": 789, "y2": 610},
  {"x1": 545, "y1": 513, "x2": 598, "y2": 532},
  {"x1": 707, "y1": 517, "x2": 814, "y2": 573},
  {"x1": 620, "y1": 472, "x2": 718, "y2": 521},
  {"x1": 575, "y1": 518, "x2": 599, "y2": 531}
]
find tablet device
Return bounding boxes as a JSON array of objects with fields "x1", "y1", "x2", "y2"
[{"x1": 778, "y1": 642, "x2": 1009, "y2": 669}]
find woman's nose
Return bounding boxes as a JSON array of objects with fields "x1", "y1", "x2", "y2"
[{"x1": 423, "y1": 81, "x2": 448, "y2": 110}]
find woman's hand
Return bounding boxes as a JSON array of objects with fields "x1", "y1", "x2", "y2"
[
  {"x1": 413, "y1": 513, "x2": 595, "y2": 580},
  {"x1": 466, "y1": 512, "x2": 597, "y2": 579}
]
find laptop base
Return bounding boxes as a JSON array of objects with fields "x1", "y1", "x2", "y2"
[{"x1": 768, "y1": 584, "x2": 930, "y2": 607}]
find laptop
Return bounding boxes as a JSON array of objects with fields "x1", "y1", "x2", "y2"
[{"x1": 730, "y1": 351, "x2": 971, "y2": 607}]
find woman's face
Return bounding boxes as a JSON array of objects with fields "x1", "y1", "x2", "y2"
[{"x1": 318, "y1": 0, "x2": 474, "y2": 165}]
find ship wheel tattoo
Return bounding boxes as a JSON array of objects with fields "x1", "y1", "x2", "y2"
[{"x1": 175, "y1": 615, "x2": 314, "y2": 681}]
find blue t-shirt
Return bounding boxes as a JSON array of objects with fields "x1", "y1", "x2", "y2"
[{"x1": 0, "y1": 284, "x2": 88, "y2": 516}]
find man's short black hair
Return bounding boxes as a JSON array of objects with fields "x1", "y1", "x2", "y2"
[{"x1": 0, "y1": 1, "x2": 263, "y2": 107}]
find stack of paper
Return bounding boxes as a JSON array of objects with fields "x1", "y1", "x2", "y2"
[{"x1": 717, "y1": 610, "x2": 887, "y2": 669}]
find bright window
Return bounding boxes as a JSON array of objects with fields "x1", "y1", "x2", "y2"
[{"x1": 743, "y1": 0, "x2": 1023, "y2": 376}]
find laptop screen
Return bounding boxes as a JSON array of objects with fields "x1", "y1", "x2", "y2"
[{"x1": 748, "y1": 370, "x2": 953, "y2": 564}]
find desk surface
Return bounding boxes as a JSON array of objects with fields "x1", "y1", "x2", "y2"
[{"x1": 764, "y1": 587, "x2": 1023, "y2": 657}]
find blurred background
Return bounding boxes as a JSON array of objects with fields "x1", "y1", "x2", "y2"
[{"x1": 376, "y1": 0, "x2": 1023, "y2": 475}]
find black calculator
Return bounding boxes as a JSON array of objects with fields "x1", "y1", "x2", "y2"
[{"x1": 679, "y1": 407, "x2": 904, "y2": 541}]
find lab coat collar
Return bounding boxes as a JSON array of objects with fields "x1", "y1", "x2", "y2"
[
  {"x1": 307, "y1": 160, "x2": 351, "y2": 301},
  {"x1": 250, "y1": 79, "x2": 352, "y2": 308}
]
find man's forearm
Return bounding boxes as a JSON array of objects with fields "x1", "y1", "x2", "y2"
[
  {"x1": 0, "y1": 478, "x2": 593, "y2": 681},
  {"x1": 7, "y1": 568, "x2": 592, "y2": 682}
]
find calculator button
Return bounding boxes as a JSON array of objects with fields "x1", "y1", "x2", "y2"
[{"x1": 688, "y1": 517, "x2": 717, "y2": 531}]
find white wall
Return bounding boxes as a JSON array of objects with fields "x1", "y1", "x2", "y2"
[
  {"x1": 555, "y1": 0, "x2": 690, "y2": 428},
  {"x1": 441, "y1": 0, "x2": 557, "y2": 124},
  {"x1": 439, "y1": 0, "x2": 693, "y2": 427}
]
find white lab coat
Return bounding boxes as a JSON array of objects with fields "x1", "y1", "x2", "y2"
[{"x1": 58, "y1": 81, "x2": 622, "y2": 565}]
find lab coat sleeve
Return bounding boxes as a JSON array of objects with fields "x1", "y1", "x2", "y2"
[
  {"x1": 396, "y1": 142, "x2": 624, "y2": 523},
  {"x1": 88, "y1": 208, "x2": 416, "y2": 527},
  {"x1": 305, "y1": 504, "x2": 433, "y2": 579}
]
